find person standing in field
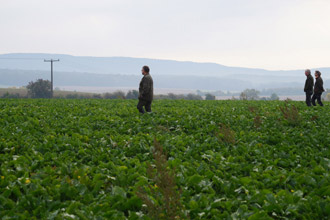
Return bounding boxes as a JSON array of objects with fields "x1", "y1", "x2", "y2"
[
  {"x1": 312, "y1": 70, "x2": 325, "y2": 106},
  {"x1": 304, "y1": 69, "x2": 314, "y2": 106},
  {"x1": 137, "y1": 66, "x2": 154, "y2": 113}
]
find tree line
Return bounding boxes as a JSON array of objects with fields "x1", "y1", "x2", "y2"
[
  {"x1": 2, "y1": 79, "x2": 330, "y2": 101},
  {"x1": 1, "y1": 79, "x2": 206, "y2": 100}
]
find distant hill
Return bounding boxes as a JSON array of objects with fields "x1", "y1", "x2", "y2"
[
  {"x1": 0, "y1": 53, "x2": 329, "y2": 92},
  {"x1": 0, "y1": 53, "x2": 273, "y2": 76}
]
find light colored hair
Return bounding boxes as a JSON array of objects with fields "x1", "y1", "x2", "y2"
[{"x1": 305, "y1": 69, "x2": 311, "y2": 75}]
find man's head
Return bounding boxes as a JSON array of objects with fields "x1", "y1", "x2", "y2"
[
  {"x1": 315, "y1": 70, "x2": 321, "y2": 79},
  {"x1": 141, "y1": 66, "x2": 150, "y2": 75},
  {"x1": 305, "y1": 69, "x2": 311, "y2": 76}
]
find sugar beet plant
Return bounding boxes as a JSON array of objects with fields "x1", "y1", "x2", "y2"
[{"x1": 0, "y1": 99, "x2": 330, "y2": 219}]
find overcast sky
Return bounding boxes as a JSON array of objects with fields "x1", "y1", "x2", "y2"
[{"x1": 1, "y1": 0, "x2": 330, "y2": 70}]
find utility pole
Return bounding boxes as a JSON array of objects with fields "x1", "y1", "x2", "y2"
[{"x1": 44, "y1": 59, "x2": 60, "y2": 98}]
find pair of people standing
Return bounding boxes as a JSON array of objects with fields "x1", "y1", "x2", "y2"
[{"x1": 304, "y1": 69, "x2": 325, "y2": 106}]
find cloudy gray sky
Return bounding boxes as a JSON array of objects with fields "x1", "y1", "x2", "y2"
[{"x1": 1, "y1": 0, "x2": 330, "y2": 70}]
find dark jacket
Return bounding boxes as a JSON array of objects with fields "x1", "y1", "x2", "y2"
[
  {"x1": 314, "y1": 77, "x2": 325, "y2": 94},
  {"x1": 304, "y1": 74, "x2": 314, "y2": 93},
  {"x1": 139, "y1": 74, "x2": 153, "y2": 101}
]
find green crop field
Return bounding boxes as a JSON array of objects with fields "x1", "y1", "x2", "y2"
[{"x1": 0, "y1": 99, "x2": 329, "y2": 219}]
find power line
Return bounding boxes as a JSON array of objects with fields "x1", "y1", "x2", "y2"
[{"x1": 44, "y1": 59, "x2": 60, "y2": 98}]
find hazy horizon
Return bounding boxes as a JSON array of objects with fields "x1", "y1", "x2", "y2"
[{"x1": 1, "y1": 52, "x2": 330, "y2": 72}]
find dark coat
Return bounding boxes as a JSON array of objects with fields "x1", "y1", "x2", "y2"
[
  {"x1": 304, "y1": 74, "x2": 314, "y2": 93},
  {"x1": 314, "y1": 77, "x2": 325, "y2": 94},
  {"x1": 139, "y1": 74, "x2": 153, "y2": 101}
]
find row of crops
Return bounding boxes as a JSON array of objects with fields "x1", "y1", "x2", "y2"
[{"x1": 0, "y1": 99, "x2": 329, "y2": 219}]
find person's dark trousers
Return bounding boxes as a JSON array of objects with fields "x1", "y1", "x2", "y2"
[
  {"x1": 311, "y1": 93, "x2": 323, "y2": 106},
  {"x1": 137, "y1": 99, "x2": 152, "y2": 113},
  {"x1": 305, "y1": 92, "x2": 312, "y2": 106}
]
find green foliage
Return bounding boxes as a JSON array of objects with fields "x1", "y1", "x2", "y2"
[
  {"x1": 240, "y1": 89, "x2": 260, "y2": 100},
  {"x1": 137, "y1": 139, "x2": 186, "y2": 220},
  {"x1": 126, "y1": 90, "x2": 139, "y2": 99},
  {"x1": 270, "y1": 93, "x2": 280, "y2": 101},
  {"x1": 205, "y1": 93, "x2": 216, "y2": 100},
  {"x1": 216, "y1": 124, "x2": 235, "y2": 144},
  {"x1": 65, "y1": 93, "x2": 90, "y2": 99},
  {"x1": 248, "y1": 106, "x2": 262, "y2": 128},
  {"x1": 186, "y1": 93, "x2": 203, "y2": 100},
  {"x1": 0, "y1": 99, "x2": 329, "y2": 219},
  {"x1": 156, "y1": 93, "x2": 203, "y2": 100},
  {"x1": 104, "y1": 91, "x2": 126, "y2": 99},
  {"x1": 280, "y1": 101, "x2": 301, "y2": 126},
  {"x1": 1, "y1": 92, "x2": 23, "y2": 99},
  {"x1": 26, "y1": 79, "x2": 52, "y2": 98}
]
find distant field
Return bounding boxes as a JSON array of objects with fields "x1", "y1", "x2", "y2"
[
  {"x1": 0, "y1": 99, "x2": 329, "y2": 219},
  {"x1": 216, "y1": 95, "x2": 306, "y2": 101},
  {"x1": 0, "y1": 87, "x2": 197, "y2": 98},
  {"x1": 0, "y1": 88, "x2": 28, "y2": 96},
  {"x1": 59, "y1": 86, "x2": 197, "y2": 95},
  {"x1": 0, "y1": 87, "x2": 313, "y2": 101},
  {"x1": 0, "y1": 88, "x2": 95, "y2": 98}
]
